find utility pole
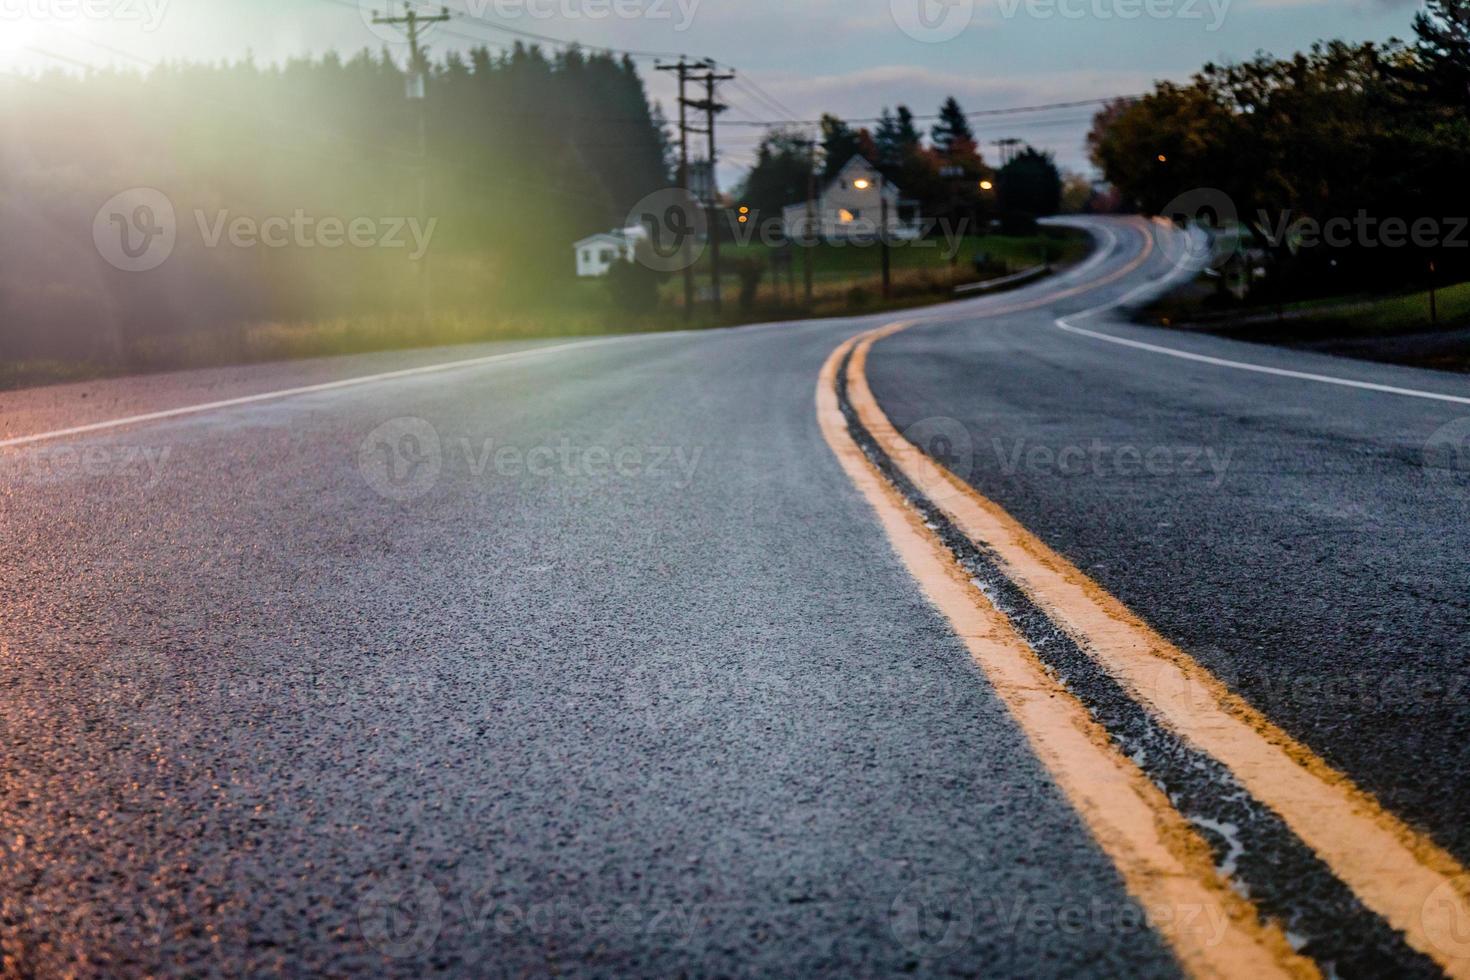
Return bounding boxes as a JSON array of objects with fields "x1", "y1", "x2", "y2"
[
  {"x1": 992, "y1": 137, "x2": 1021, "y2": 167},
  {"x1": 656, "y1": 59, "x2": 703, "y2": 319},
  {"x1": 880, "y1": 173, "x2": 892, "y2": 300},
  {"x1": 801, "y1": 135, "x2": 817, "y2": 305},
  {"x1": 685, "y1": 64, "x2": 734, "y2": 314},
  {"x1": 1430, "y1": 259, "x2": 1440, "y2": 326},
  {"x1": 373, "y1": 2, "x2": 449, "y2": 319}
]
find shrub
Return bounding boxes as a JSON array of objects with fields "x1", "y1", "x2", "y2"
[{"x1": 605, "y1": 259, "x2": 665, "y2": 313}]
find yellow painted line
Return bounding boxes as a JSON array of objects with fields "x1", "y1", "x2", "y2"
[
  {"x1": 817, "y1": 338, "x2": 1317, "y2": 980},
  {"x1": 844, "y1": 302, "x2": 1470, "y2": 975}
]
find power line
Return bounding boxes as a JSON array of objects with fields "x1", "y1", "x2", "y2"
[{"x1": 721, "y1": 95, "x2": 1141, "y2": 128}]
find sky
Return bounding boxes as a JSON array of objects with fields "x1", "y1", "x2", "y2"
[{"x1": 0, "y1": 0, "x2": 1425, "y2": 179}]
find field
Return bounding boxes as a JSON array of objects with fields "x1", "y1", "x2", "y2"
[
  {"x1": 1145, "y1": 277, "x2": 1470, "y2": 373},
  {"x1": 0, "y1": 230, "x2": 1090, "y2": 391}
]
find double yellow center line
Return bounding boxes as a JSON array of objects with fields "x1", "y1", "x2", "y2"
[{"x1": 817, "y1": 224, "x2": 1470, "y2": 978}]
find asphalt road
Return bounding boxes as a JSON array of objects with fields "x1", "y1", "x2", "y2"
[{"x1": 2, "y1": 217, "x2": 1467, "y2": 977}]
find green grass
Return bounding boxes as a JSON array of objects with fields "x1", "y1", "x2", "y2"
[
  {"x1": 2, "y1": 230, "x2": 1093, "y2": 391},
  {"x1": 1152, "y1": 278, "x2": 1470, "y2": 340},
  {"x1": 1275, "y1": 281, "x2": 1470, "y2": 335},
  {"x1": 696, "y1": 233, "x2": 1086, "y2": 283}
]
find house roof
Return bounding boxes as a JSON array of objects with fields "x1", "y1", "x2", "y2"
[
  {"x1": 574, "y1": 232, "x2": 633, "y2": 248},
  {"x1": 828, "y1": 155, "x2": 900, "y2": 197}
]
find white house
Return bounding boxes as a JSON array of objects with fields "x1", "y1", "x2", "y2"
[
  {"x1": 782, "y1": 155, "x2": 923, "y2": 242},
  {"x1": 574, "y1": 226, "x2": 649, "y2": 278}
]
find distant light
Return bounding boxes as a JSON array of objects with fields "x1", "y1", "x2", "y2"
[
  {"x1": 853, "y1": 179, "x2": 871, "y2": 190},
  {"x1": 738, "y1": 216, "x2": 748, "y2": 224},
  {"x1": 979, "y1": 180, "x2": 994, "y2": 191},
  {"x1": 739, "y1": 206, "x2": 749, "y2": 214},
  {"x1": 1157, "y1": 154, "x2": 1168, "y2": 163}
]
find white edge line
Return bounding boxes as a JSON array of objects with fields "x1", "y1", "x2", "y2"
[
  {"x1": 0, "y1": 333, "x2": 674, "y2": 450},
  {"x1": 0, "y1": 218, "x2": 1159, "y2": 452},
  {"x1": 1055, "y1": 226, "x2": 1470, "y2": 408}
]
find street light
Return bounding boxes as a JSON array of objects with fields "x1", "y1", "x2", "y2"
[{"x1": 979, "y1": 180, "x2": 994, "y2": 191}]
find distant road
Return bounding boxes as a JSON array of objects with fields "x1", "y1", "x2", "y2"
[{"x1": 3, "y1": 217, "x2": 1468, "y2": 977}]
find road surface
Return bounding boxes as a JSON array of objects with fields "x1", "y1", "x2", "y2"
[{"x1": 2, "y1": 217, "x2": 1468, "y2": 977}]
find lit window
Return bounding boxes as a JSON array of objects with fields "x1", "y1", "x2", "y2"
[{"x1": 839, "y1": 209, "x2": 855, "y2": 223}]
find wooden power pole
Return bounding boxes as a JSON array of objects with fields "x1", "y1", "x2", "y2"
[
  {"x1": 800, "y1": 136, "x2": 817, "y2": 305},
  {"x1": 656, "y1": 59, "x2": 704, "y2": 319},
  {"x1": 685, "y1": 64, "x2": 734, "y2": 314},
  {"x1": 373, "y1": 2, "x2": 449, "y2": 319}
]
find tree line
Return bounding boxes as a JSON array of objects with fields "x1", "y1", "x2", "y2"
[
  {"x1": 1088, "y1": 0, "x2": 1470, "y2": 300},
  {"x1": 0, "y1": 43, "x2": 673, "y2": 364},
  {"x1": 738, "y1": 97, "x2": 1071, "y2": 233}
]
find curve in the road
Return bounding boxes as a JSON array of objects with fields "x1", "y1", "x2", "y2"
[
  {"x1": 822, "y1": 218, "x2": 1470, "y2": 979},
  {"x1": 818, "y1": 334, "x2": 1318, "y2": 979}
]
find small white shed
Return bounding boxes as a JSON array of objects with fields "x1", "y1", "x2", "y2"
[{"x1": 574, "y1": 228, "x2": 645, "y2": 277}]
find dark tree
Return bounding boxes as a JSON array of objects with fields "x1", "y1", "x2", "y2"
[
  {"x1": 1413, "y1": 0, "x2": 1470, "y2": 112},
  {"x1": 997, "y1": 146, "x2": 1062, "y2": 217},
  {"x1": 740, "y1": 129, "x2": 816, "y2": 217},
  {"x1": 874, "y1": 105, "x2": 922, "y2": 172},
  {"x1": 820, "y1": 114, "x2": 863, "y2": 180},
  {"x1": 931, "y1": 96, "x2": 976, "y2": 156}
]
